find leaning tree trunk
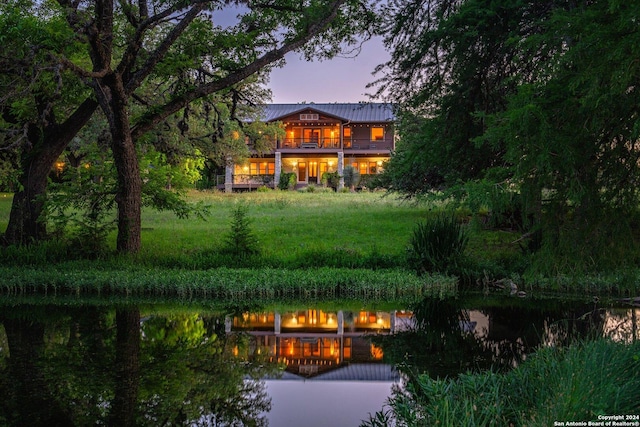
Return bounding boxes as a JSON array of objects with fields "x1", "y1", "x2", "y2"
[
  {"x1": 4, "y1": 133, "x2": 59, "y2": 245},
  {"x1": 3, "y1": 99, "x2": 98, "y2": 246}
]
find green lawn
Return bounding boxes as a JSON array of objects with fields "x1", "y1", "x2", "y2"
[
  {"x1": 137, "y1": 190, "x2": 427, "y2": 266},
  {"x1": 0, "y1": 190, "x2": 436, "y2": 266},
  {"x1": 0, "y1": 189, "x2": 524, "y2": 269}
]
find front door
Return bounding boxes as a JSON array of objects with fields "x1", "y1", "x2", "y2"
[
  {"x1": 297, "y1": 162, "x2": 307, "y2": 182},
  {"x1": 309, "y1": 161, "x2": 318, "y2": 183}
]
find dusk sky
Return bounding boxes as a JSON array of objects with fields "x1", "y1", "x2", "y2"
[{"x1": 266, "y1": 36, "x2": 389, "y2": 104}]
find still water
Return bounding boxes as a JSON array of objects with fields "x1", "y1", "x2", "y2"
[{"x1": 0, "y1": 295, "x2": 637, "y2": 426}]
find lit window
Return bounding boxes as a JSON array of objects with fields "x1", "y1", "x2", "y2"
[{"x1": 371, "y1": 127, "x2": 384, "y2": 141}]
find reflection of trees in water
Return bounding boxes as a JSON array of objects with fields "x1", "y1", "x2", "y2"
[
  {"x1": 372, "y1": 297, "x2": 609, "y2": 381},
  {"x1": 0, "y1": 305, "x2": 276, "y2": 427},
  {"x1": 373, "y1": 298, "x2": 497, "y2": 380}
]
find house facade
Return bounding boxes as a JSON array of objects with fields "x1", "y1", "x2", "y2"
[{"x1": 224, "y1": 103, "x2": 395, "y2": 192}]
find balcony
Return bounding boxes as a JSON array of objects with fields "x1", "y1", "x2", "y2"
[
  {"x1": 279, "y1": 137, "x2": 341, "y2": 149},
  {"x1": 277, "y1": 138, "x2": 392, "y2": 151}
]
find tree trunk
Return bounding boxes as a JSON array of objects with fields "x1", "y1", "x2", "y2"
[
  {"x1": 109, "y1": 308, "x2": 141, "y2": 427},
  {"x1": 107, "y1": 81, "x2": 142, "y2": 254},
  {"x1": 2, "y1": 99, "x2": 98, "y2": 246},
  {"x1": 4, "y1": 133, "x2": 57, "y2": 245},
  {"x1": 112, "y1": 134, "x2": 142, "y2": 253}
]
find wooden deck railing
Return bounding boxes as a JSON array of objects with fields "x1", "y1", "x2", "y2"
[{"x1": 277, "y1": 138, "x2": 392, "y2": 150}]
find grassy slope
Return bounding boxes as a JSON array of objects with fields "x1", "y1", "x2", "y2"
[
  {"x1": 136, "y1": 191, "x2": 426, "y2": 262},
  {"x1": 0, "y1": 191, "x2": 466, "y2": 298},
  {"x1": 4, "y1": 190, "x2": 637, "y2": 295}
]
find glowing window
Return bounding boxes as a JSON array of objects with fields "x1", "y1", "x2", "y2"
[{"x1": 371, "y1": 127, "x2": 384, "y2": 141}]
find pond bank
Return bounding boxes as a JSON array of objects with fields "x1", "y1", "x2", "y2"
[{"x1": 0, "y1": 266, "x2": 457, "y2": 301}]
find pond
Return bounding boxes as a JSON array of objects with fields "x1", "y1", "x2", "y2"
[{"x1": 0, "y1": 294, "x2": 637, "y2": 426}]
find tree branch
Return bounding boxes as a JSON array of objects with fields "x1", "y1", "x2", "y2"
[
  {"x1": 131, "y1": 0, "x2": 346, "y2": 140},
  {"x1": 122, "y1": 3, "x2": 207, "y2": 92}
]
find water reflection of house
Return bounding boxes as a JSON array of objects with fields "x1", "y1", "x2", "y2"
[{"x1": 227, "y1": 310, "x2": 411, "y2": 379}]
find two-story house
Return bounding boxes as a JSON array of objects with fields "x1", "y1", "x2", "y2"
[{"x1": 223, "y1": 103, "x2": 395, "y2": 192}]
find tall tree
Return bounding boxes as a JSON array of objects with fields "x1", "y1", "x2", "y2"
[
  {"x1": 375, "y1": 0, "x2": 640, "y2": 271},
  {"x1": 0, "y1": 1, "x2": 98, "y2": 245},
  {"x1": 56, "y1": 0, "x2": 376, "y2": 253},
  {"x1": 484, "y1": 1, "x2": 640, "y2": 270},
  {"x1": 374, "y1": 0, "x2": 553, "y2": 194}
]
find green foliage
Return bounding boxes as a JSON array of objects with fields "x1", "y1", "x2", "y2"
[
  {"x1": 377, "y1": 0, "x2": 640, "y2": 274},
  {"x1": 407, "y1": 212, "x2": 469, "y2": 276},
  {"x1": 343, "y1": 165, "x2": 360, "y2": 189},
  {"x1": 362, "y1": 339, "x2": 640, "y2": 427},
  {"x1": 277, "y1": 171, "x2": 296, "y2": 190},
  {"x1": 321, "y1": 171, "x2": 340, "y2": 189},
  {"x1": 222, "y1": 204, "x2": 260, "y2": 257},
  {"x1": 140, "y1": 149, "x2": 209, "y2": 220},
  {"x1": 45, "y1": 151, "x2": 117, "y2": 259},
  {"x1": 463, "y1": 178, "x2": 526, "y2": 230}
]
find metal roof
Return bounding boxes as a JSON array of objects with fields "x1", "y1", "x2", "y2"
[
  {"x1": 260, "y1": 103, "x2": 395, "y2": 123},
  {"x1": 264, "y1": 364, "x2": 400, "y2": 382}
]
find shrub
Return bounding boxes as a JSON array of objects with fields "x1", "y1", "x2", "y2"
[
  {"x1": 407, "y1": 212, "x2": 468, "y2": 275},
  {"x1": 277, "y1": 172, "x2": 296, "y2": 190},
  {"x1": 343, "y1": 165, "x2": 360, "y2": 190},
  {"x1": 222, "y1": 204, "x2": 260, "y2": 257},
  {"x1": 321, "y1": 171, "x2": 340, "y2": 189}
]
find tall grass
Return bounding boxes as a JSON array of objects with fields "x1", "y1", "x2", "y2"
[
  {"x1": 361, "y1": 339, "x2": 640, "y2": 427},
  {"x1": 0, "y1": 265, "x2": 458, "y2": 301},
  {"x1": 407, "y1": 212, "x2": 469, "y2": 275}
]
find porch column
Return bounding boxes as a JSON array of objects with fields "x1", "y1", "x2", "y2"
[
  {"x1": 337, "y1": 151, "x2": 345, "y2": 190},
  {"x1": 224, "y1": 315, "x2": 232, "y2": 334},
  {"x1": 274, "y1": 312, "x2": 281, "y2": 335},
  {"x1": 274, "y1": 152, "x2": 282, "y2": 189},
  {"x1": 337, "y1": 310, "x2": 344, "y2": 336},
  {"x1": 224, "y1": 156, "x2": 233, "y2": 193},
  {"x1": 390, "y1": 310, "x2": 396, "y2": 334}
]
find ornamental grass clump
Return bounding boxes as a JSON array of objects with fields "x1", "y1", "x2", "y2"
[{"x1": 407, "y1": 212, "x2": 468, "y2": 276}]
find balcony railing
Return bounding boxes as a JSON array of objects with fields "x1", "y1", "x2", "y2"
[
  {"x1": 278, "y1": 138, "x2": 391, "y2": 150},
  {"x1": 233, "y1": 174, "x2": 275, "y2": 186},
  {"x1": 279, "y1": 138, "x2": 341, "y2": 149}
]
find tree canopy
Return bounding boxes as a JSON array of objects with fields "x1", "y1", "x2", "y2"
[
  {"x1": 375, "y1": 0, "x2": 640, "y2": 272},
  {"x1": 1, "y1": 0, "x2": 378, "y2": 253}
]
